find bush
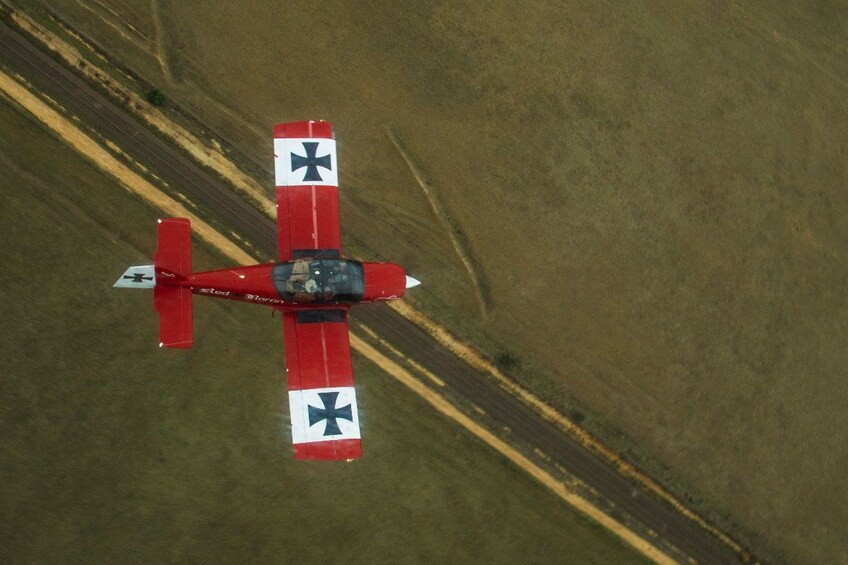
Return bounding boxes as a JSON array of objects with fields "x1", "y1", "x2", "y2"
[
  {"x1": 146, "y1": 89, "x2": 165, "y2": 107},
  {"x1": 495, "y1": 351, "x2": 519, "y2": 371}
]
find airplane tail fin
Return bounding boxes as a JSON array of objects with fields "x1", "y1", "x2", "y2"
[
  {"x1": 113, "y1": 265, "x2": 155, "y2": 289},
  {"x1": 153, "y1": 218, "x2": 193, "y2": 348}
]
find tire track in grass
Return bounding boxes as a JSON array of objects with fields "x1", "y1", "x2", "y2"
[{"x1": 383, "y1": 124, "x2": 490, "y2": 318}]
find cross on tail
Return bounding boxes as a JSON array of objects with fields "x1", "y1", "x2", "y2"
[{"x1": 113, "y1": 265, "x2": 156, "y2": 289}]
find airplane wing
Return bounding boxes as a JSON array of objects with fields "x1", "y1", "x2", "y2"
[
  {"x1": 282, "y1": 308, "x2": 362, "y2": 461},
  {"x1": 274, "y1": 121, "x2": 341, "y2": 262}
]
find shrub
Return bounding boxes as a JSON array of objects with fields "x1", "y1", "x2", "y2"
[{"x1": 146, "y1": 89, "x2": 165, "y2": 107}]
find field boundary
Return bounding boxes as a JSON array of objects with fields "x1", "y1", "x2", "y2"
[{"x1": 0, "y1": 66, "x2": 675, "y2": 564}]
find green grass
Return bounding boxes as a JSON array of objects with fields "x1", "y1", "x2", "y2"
[
  {"x1": 11, "y1": 2, "x2": 848, "y2": 561},
  {"x1": 0, "y1": 94, "x2": 646, "y2": 563}
]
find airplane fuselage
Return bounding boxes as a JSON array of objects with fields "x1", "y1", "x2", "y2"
[{"x1": 161, "y1": 258, "x2": 407, "y2": 311}]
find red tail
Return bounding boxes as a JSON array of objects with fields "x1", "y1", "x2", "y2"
[{"x1": 153, "y1": 218, "x2": 193, "y2": 348}]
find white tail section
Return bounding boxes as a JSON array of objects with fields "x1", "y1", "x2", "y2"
[{"x1": 113, "y1": 265, "x2": 155, "y2": 289}]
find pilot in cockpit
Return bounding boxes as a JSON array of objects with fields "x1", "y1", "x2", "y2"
[
  {"x1": 323, "y1": 261, "x2": 350, "y2": 298},
  {"x1": 286, "y1": 259, "x2": 319, "y2": 298},
  {"x1": 327, "y1": 261, "x2": 349, "y2": 284}
]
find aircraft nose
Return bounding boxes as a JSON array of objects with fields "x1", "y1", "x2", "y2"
[{"x1": 405, "y1": 276, "x2": 421, "y2": 289}]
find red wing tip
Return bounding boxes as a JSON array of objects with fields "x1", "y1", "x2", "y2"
[
  {"x1": 159, "y1": 339, "x2": 193, "y2": 349},
  {"x1": 273, "y1": 120, "x2": 334, "y2": 139},
  {"x1": 293, "y1": 439, "x2": 361, "y2": 461},
  {"x1": 157, "y1": 217, "x2": 191, "y2": 227}
]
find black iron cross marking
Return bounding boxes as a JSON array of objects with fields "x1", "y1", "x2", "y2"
[
  {"x1": 307, "y1": 391, "x2": 353, "y2": 436},
  {"x1": 290, "y1": 142, "x2": 332, "y2": 182},
  {"x1": 123, "y1": 272, "x2": 153, "y2": 283}
]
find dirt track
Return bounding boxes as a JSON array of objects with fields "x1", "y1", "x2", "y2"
[{"x1": 0, "y1": 21, "x2": 748, "y2": 564}]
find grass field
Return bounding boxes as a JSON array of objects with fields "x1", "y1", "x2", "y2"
[
  {"x1": 0, "y1": 94, "x2": 648, "y2": 563},
  {"x1": 11, "y1": 1, "x2": 848, "y2": 562}
]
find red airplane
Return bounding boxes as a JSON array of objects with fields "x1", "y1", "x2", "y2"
[{"x1": 114, "y1": 120, "x2": 420, "y2": 461}]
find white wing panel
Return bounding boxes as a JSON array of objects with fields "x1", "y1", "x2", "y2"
[
  {"x1": 289, "y1": 386, "x2": 360, "y2": 444},
  {"x1": 274, "y1": 138, "x2": 338, "y2": 187}
]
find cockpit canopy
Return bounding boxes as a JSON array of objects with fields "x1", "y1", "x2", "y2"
[{"x1": 272, "y1": 259, "x2": 365, "y2": 304}]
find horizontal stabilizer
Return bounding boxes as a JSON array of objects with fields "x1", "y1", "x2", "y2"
[
  {"x1": 154, "y1": 284, "x2": 193, "y2": 348},
  {"x1": 154, "y1": 218, "x2": 191, "y2": 278},
  {"x1": 153, "y1": 218, "x2": 193, "y2": 348},
  {"x1": 114, "y1": 265, "x2": 155, "y2": 289}
]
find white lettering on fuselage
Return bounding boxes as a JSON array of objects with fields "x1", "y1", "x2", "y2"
[
  {"x1": 244, "y1": 294, "x2": 286, "y2": 306},
  {"x1": 198, "y1": 288, "x2": 230, "y2": 297},
  {"x1": 197, "y1": 288, "x2": 287, "y2": 306}
]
